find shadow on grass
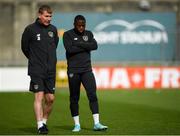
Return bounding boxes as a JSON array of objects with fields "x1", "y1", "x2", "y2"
[
  {"x1": 15, "y1": 125, "x2": 108, "y2": 135},
  {"x1": 53, "y1": 125, "x2": 93, "y2": 131},
  {"x1": 17, "y1": 127, "x2": 36, "y2": 135},
  {"x1": 53, "y1": 125, "x2": 72, "y2": 130}
]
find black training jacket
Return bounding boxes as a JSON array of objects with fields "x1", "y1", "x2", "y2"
[
  {"x1": 21, "y1": 19, "x2": 59, "y2": 78},
  {"x1": 63, "y1": 29, "x2": 98, "y2": 73}
]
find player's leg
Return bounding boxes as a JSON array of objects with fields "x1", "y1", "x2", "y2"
[
  {"x1": 43, "y1": 77, "x2": 56, "y2": 124},
  {"x1": 43, "y1": 93, "x2": 55, "y2": 123},
  {"x1": 30, "y1": 76, "x2": 48, "y2": 134},
  {"x1": 34, "y1": 92, "x2": 44, "y2": 127},
  {"x1": 81, "y1": 71, "x2": 108, "y2": 131},
  {"x1": 68, "y1": 73, "x2": 81, "y2": 132},
  {"x1": 81, "y1": 71, "x2": 98, "y2": 114}
]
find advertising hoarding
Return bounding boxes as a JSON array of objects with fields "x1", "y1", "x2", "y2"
[{"x1": 52, "y1": 12, "x2": 176, "y2": 61}]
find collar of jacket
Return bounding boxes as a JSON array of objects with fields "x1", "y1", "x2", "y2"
[
  {"x1": 35, "y1": 18, "x2": 49, "y2": 28},
  {"x1": 73, "y1": 28, "x2": 85, "y2": 36}
]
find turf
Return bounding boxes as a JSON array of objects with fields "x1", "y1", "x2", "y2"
[{"x1": 0, "y1": 89, "x2": 180, "y2": 135}]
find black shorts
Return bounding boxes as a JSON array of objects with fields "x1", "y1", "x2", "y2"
[{"x1": 29, "y1": 76, "x2": 56, "y2": 94}]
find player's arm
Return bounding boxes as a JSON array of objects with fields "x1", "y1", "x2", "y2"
[
  {"x1": 54, "y1": 28, "x2": 59, "y2": 48},
  {"x1": 74, "y1": 32, "x2": 98, "y2": 51},
  {"x1": 21, "y1": 27, "x2": 30, "y2": 59},
  {"x1": 63, "y1": 32, "x2": 85, "y2": 53},
  {"x1": 75, "y1": 39, "x2": 97, "y2": 51}
]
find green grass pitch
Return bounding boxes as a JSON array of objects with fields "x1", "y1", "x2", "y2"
[{"x1": 0, "y1": 89, "x2": 180, "y2": 135}]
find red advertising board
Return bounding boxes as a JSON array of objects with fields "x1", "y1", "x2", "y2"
[{"x1": 93, "y1": 67, "x2": 180, "y2": 89}]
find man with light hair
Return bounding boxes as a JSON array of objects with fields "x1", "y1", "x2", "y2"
[{"x1": 21, "y1": 5, "x2": 59, "y2": 134}]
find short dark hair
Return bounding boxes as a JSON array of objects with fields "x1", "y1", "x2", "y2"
[
  {"x1": 38, "y1": 5, "x2": 52, "y2": 14},
  {"x1": 74, "y1": 15, "x2": 86, "y2": 23}
]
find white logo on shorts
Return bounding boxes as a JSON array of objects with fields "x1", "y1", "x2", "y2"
[
  {"x1": 34, "y1": 84, "x2": 39, "y2": 90},
  {"x1": 69, "y1": 73, "x2": 74, "y2": 78}
]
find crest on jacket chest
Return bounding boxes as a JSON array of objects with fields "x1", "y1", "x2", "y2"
[
  {"x1": 82, "y1": 35, "x2": 88, "y2": 41},
  {"x1": 48, "y1": 31, "x2": 54, "y2": 38}
]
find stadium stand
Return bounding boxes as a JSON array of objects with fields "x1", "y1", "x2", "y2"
[{"x1": 0, "y1": 0, "x2": 179, "y2": 66}]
